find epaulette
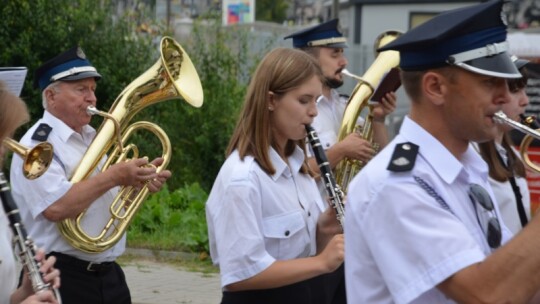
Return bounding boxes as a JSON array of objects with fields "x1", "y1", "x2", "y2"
[
  {"x1": 387, "y1": 142, "x2": 419, "y2": 172},
  {"x1": 31, "y1": 123, "x2": 52, "y2": 141}
]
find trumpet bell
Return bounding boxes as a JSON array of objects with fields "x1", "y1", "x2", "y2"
[{"x1": 3, "y1": 138, "x2": 53, "y2": 179}]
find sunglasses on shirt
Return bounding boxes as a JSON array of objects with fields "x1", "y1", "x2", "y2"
[{"x1": 468, "y1": 183, "x2": 502, "y2": 249}]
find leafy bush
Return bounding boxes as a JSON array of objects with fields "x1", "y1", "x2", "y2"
[
  {"x1": 0, "y1": 0, "x2": 156, "y2": 124},
  {"x1": 0, "y1": 1, "x2": 277, "y2": 254},
  {"x1": 128, "y1": 183, "x2": 210, "y2": 253}
]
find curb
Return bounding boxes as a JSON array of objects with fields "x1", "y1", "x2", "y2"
[{"x1": 124, "y1": 247, "x2": 199, "y2": 260}]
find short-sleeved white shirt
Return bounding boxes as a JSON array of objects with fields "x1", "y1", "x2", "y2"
[
  {"x1": 308, "y1": 89, "x2": 365, "y2": 200},
  {"x1": 310, "y1": 89, "x2": 348, "y2": 151},
  {"x1": 0, "y1": 206, "x2": 17, "y2": 304},
  {"x1": 345, "y1": 116, "x2": 513, "y2": 304},
  {"x1": 10, "y1": 111, "x2": 124, "y2": 263},
  {"x1": 206, "y1": 146, "x2": 326, "y2": 288}
]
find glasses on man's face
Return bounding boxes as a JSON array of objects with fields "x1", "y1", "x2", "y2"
[{"x1": 468, "y1": 184, "x2": 502, "y2": 249}]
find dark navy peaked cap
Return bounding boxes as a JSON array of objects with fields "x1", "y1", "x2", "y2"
[
  {"x1": 284, "y1": 19, "x2": 348, "y2": 48},
  {"x1": 34, "y1": 46, "x2": 102, "y2": 91},
  {"x1": 379, "y1": 0, "x2": 520, "y2": 78}
]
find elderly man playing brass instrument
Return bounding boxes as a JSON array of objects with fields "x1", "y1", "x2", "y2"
[{"x1": 10, "y1": 46, "x2": 171, "y2": 304}]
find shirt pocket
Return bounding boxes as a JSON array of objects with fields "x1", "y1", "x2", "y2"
[{"x1": 262, "y1": 210, "x2": 310, "y2": 260}]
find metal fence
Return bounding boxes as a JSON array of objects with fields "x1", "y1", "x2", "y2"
[{"x1": 174, "y1": 21, "x2": 410, "y2": 139}]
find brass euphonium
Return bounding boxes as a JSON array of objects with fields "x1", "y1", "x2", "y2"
[
  {"x1": 57, "y1": 36, "x2": 204, "y2": 253},
  {"x1": 334, "y1": 30, "x2": 401, "y2": 193}
]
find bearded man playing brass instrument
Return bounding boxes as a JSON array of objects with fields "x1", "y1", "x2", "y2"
[
  {"x1": 10, "y1": 47, "x2": 171, "y2": 304},
  {"x1": 285, "y1": 19, "x2": 397, "y2": 179},
  {"x1": 284, "y1": 19, "x2": 398, "y2": 304}
]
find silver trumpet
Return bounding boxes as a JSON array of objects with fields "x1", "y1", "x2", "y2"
[
  {"x1": 493, "y1": 111, "x2": 540, "y2": 141},
  {"x1": 306, "y1": 125, "x2": 346, "y2": 229},
  {"x1": 0, "y1": 172, "x2": 62, "y2": 303}
]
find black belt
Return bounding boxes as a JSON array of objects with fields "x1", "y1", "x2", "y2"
[{"x1": 48, "y1": 251, "x2": 114, "y2": 273}]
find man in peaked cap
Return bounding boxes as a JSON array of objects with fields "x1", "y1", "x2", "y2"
[
  {"x1": 345, "y1": 0, "x2": 540, "y2": 302},
  {"x1": 475, "y1": 55, "x2": 532, "y2": 237},
  {"x1": 10, "y1": 46, "x2": 171, "y2": 304},
  {"x1": 285, "y1": 20, "x2": 396, "y2": 177},
  {"x1": 285, "y1": 17, "x2": 397, "y2": 304}
]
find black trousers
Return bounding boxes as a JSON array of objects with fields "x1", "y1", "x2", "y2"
[
  {"x1": 221, "y1": 266, "x2": 346, "y2": 304},
  {"x1": 48, "y1": 252, "x2": 131, "y2": 304},
  {"x1": 311, "y1": 264, "x2": 347, "y2": 304}
]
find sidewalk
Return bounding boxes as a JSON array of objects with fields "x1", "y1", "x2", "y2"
[{"x1": 122, "y1": 249, "x2": 222, "y2": 304}]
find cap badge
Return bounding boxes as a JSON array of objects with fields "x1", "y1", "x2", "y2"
[
  {"x1": 76, "y1": 47, "x2": 86, "y2": 59},
  {"x1": 500, "y1": 10, "x2": 508, "y2": 26}
]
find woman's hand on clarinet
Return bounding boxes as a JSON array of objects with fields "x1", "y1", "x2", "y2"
[
  {"x1": 317, "y1": 234, "x2": 344, "y2": 273},
  {"x1": 19, "y1": 291, "x2": 58, "y2": 304},
  {"x1": 36, "y1": 249, "x2": 60, "y2": 290},
  {"x1": 13, "y1": 249, "x2": 60, "y2": 304}
]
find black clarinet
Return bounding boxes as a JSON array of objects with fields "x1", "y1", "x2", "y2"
[
  {"x1": 0, "y1": 172, "x2": 62, "y2": 302},
  {"x1": 305, "y1": 125, "x2": 346, "y2": 229}
]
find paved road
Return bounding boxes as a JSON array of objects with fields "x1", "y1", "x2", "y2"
[{"x1": 123, "y1": 257, "x2": 222, "y2": 304}]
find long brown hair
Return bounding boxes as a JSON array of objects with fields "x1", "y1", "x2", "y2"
[
  {"x1": 226, "y1": 47, "x2": 323, "y2": 175},
  {"x1": 478, "y1": 134, "x2": 526, "y2": 181}
]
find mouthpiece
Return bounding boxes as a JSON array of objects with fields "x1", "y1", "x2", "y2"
[
  {"x1": 341, "y1": 69, "x2": 363, "y2": 81},
  {"x1": 86, "y1": 106, "x2": 100, "y2": 116}
]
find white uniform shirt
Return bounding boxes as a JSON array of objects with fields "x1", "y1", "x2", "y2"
[
  {"x1": 206, "y1": 147, "x2": 326, "y2": 288},
  {"x1": 310, "y1": 89, "x2": 348, "y2": 151},
  {"x1": 489, "y1": 143, "x2": 531, "y2": 234},
  {"x1": 345, "y1": 116, "x2": 512, "y2": 304},
  {"x1": 10, "y1": 111, "x2": 123, "y2": 263},
  {"x1": 308, "y1": 89, "x2": 365, "y2": 200},
  {"x1": 0, "y1": 207, "x2": 17, "y2": 304}
]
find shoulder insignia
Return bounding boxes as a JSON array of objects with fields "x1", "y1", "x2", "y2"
[
  {"x1": 31, "y1": 123, "x2": 52, "y2": 141},
  {"x1": 387, "y1": 142, "x2": 419, "y2": 172}
]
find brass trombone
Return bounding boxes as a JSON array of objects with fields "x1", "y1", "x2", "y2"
[
  {"x1": 493, "y1": 111, "x2": 540, "y2": 173},
  {"x1": 3, "y1": 138, "x2": 53, "y2": 179}
]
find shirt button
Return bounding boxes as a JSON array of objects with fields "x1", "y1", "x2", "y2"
[
  {"x1": 308, "y1": 211, "x2": 311, "y2": 217},
  {"x1": 325, "y1": 143, "x2": 330, "y2": 147},
  {"x1": 284, "y1": 230, "x2": 290, "y2": 236}
]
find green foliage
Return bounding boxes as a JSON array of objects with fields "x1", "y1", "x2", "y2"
[
  {"x1": 128, "y1": 183, "x2": 210, "y2": 252},
  {"x1": 136, "y1": 18, "x2": 271, "y2": 191},
  {"x1": 0, "y1": 0, "x2": 277, "y2": 254},
  {"x1": 256, "y1": 0, "x2": 290, "y2": 23},
  {"x1": 0, "y1": 0, "x2": 157, "y2": 124}
]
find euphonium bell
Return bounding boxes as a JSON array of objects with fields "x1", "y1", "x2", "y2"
[
  {"x1": 3, "y1": 138, "x2": 53, "y2": 180},
  {"x1": 57, "y1": 36, "x2": 204, "y2": 253},
  {"x1": 334, "y1": 30, "x2": 401, "y2": 193}
]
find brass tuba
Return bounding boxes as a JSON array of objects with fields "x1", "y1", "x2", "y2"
[
  {"x1": 57, "y1": 36, "x2": 204, "y2": 253},
  {"x1": 334, "y1": 31, "x2": 401, "y2": 193}
]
